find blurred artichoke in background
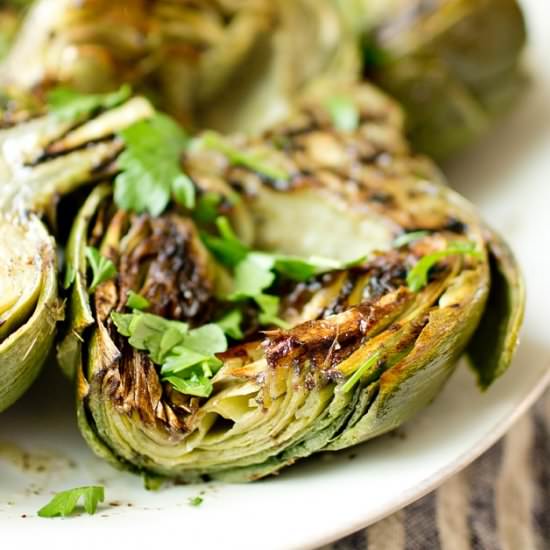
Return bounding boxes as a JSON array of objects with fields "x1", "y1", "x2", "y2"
[
  {"x1": 361, "y1": 0, "x2": 528, "y2": 158},
  {"x1": 0, "y1": 83, "x2": 520, "y2": 478},
  {"x1": 0, "y1": 0, "x2": 32, "y2": 60},
  {"x1": 0, "y1": 0, "x2": 527, "y2": 157}
]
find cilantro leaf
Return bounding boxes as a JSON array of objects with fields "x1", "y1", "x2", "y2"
[
  {"x1": 37, "y1": 486, "x2": 104, "y2": 518},
  {"x1": 392, "y1": 230, "x2": 430, "y2": 248},
  {"x1": 200, "y1": 216, "x2": 249, "y2": 267},
  {"x1": 198, "y1": 131, "x2": 289, "y2": 181},
  {"x1": 114, "y1": 113, "x2": 193, "y2": 216},
  {"x1": 407, "y1": 241, "x2": 483, "y2": 292},
  {"x1": 47, "y1": 85, "x2": 131, "y2": 122},
  {"x1": 325, "y1": 95, "x2": 359, "y2": 132},
  {"x1": 126, "y1": 290, "x2": 150, "y2": 311},
  {"x1": 85, "y1": 246, "x2": 117, "y2": 293}
]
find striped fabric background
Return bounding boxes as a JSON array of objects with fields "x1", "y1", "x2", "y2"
[{"x1": 323, "y1": 390, "x2": 549, "y2": 550}]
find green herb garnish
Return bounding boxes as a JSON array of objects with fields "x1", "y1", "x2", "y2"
[
  {"x1": 114, "y1": 113, "x2": 193, "y2": 216},
  {"x1": 189, "y1": 496, "x2": 204, "y2": 507},
  {"x1": 392, "y1": 230, "x2": 430, "y2": 249},
  {"x1": 126, "y1": 290, "x2": 150, "y2": 311},
  {"x1": 47, "y1": 85, "x2": 131, "y2": 122},
  {"x1": 341, "y1": 352, "x2": 381, "y2": 393},
  {"x1": 111, "y1": 310, "x2": 227, "y2": 398},
  {"x1": 407, "y1": 242, "x2": 483, "y2": 292},
  {"x1": 325, "y1": 95, "x2": 359, "y2": 132},
  {"x1": 37, "y1": 486, "x2": 105, "y2": 518},
  {"x1": 198, "y1": 130, "x2": 289, "y2": 181},
  {"x1": 216, "y1": 309, "x2": 244, "y2": 340},
  {"x1": 85, "y1": 246, "x2": 117, "y2": 293}
]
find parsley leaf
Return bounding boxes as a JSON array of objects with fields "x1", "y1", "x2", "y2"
[
  {"x1": 392, "y1": 230, "x2": 430, "y2": 248},
  {"x1": 407, "y1": 241, "x2": 483, "y2": 292},
  {"x1": 198, "y1": 130, "x2": 289, "y2": 181},
  {"x1": 47, "y1": 84, "x2": 131, "y2": 122},
  {"x1": 114, "y1": 113, "x2": 193, "y2": 216},
  {"x1": 126, "y1": 290, "x2": 150, "y2": 311},
  {"x1": 325, "y1": 95, "x2": 359, "y2": 132},
  {"x1": 37, "y1": 486, "x2": 104, "y2": 518},
  {"x1": 216, "y1": 309, "x2": 244, "y2": 340},
  {"x1": 200, "y1": 216, "x2": 249, "y2": 267},
  {"x1": 85, "y1": 246, "x2": 117, "y2": 293},
  {"x1": 111, "y1": 309, "x2": 228, "y2": 398},
  {"x1": 194, "y1": 192, "x2": 223, "y2": 224},
  {"x1": 189, "y1": 496, "x2": 204, "y2": 507}
]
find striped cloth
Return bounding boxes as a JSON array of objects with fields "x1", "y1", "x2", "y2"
[{"x1": 323, "y1": 390, "x2": 549, "y2": 550}]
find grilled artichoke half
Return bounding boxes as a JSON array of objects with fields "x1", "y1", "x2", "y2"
[
  {"x1": 49, "y1": 85, "x2": 523, "y2": 482},
  {"x1": 0, "y1": 213, "x2": 58, "y2": 412},
  {"x1": 362, "y1": 0, "x2": 527, "y2": 159},
  {"x1": 0, "y1": 93, "x2": 153, "y2": 411}
]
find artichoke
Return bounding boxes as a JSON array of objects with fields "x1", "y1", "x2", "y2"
[
  {"x1": 361, "y1": 0, "x2": 528, "y2": 159},
  {"x1": 0, "y1": 213, "x2": 58, "y2": 412},
  {"x1": 0, "y1": 90, "x2": 153, "y2": 411},
  {"x1": 47, "y1": 84, "x2": 523, "y2": 481},
  {"x1": 0, "y1": 0, "x2": 527, "y2": 155}
]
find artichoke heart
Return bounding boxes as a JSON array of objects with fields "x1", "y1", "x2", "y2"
[
  {"x1": 58, "y1": 84, "x2": 524, "y2": 482},
  {"x1": 0, "y1": 214, "x2": 58, "y2": 412}
]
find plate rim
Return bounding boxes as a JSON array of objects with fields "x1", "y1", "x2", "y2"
[{"x1": 307, "y1": 364, "x2": 550, "y2": 549}]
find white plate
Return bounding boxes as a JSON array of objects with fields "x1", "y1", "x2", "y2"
[{"x1": 1, "y1": 1, "x2": 550, "y2": 548}]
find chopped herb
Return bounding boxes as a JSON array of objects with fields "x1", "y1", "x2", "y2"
[
  {"x1": 201, "y1": 216, "x2": 249, "y2": 267},
  {"x1": 216, "y1": 309, "x2": 244, "y2": 340},
  {"x1": 229, "y1": 254, "x2": 275, "y2": 301},
  {"x1": 143, "y1": 473, "x2": 165, "y2": 491},
  {"x1": 341, "y1": 351, "x2": 382, "y2": 393},
  {"x1": 37, "y1": 486, "x2": 104, "y2": 518},
  {"x1": 188, "y1": 496, "x2": 204, "y2": 507},
  {"x1": 198, "y1": 130, "x2": 289, "y2": 181},
  {"x1": 85, "y1": 246, "x2": 117, "y2": 293},
  {"x1": 407, "y1": 242, "x2": 483, "y2": 293},
  {"x1": 114, "y1": 113, "x2": 193, "y2": 216},
  {"x1": 325, "y1": 95, "x2": 359, "y2": 132},
  {"x1": 47, "y1": 84, "x2": 131, "y2": 122},
  {"x1": 111, "y1": 310, "x2": 227, "y2": 398},
  {"x1": 392, "y1": 230, "x2": 430, "y2": 249},
  {"x1": 111, "y1": 311, "x2": 188, "y2": 364},
  {"x1": 194, "y1": 192, "x2": 223, "y2": 224},
  {"x1": 126, "y1": 290, "x2": 150, "y2": 311}
]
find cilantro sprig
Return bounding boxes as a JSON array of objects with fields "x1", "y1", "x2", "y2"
[
  {"x1": 114, "y1": 113, "x2": 194, "y2": 216},
  {"x1": 38, "y1": 486, "x2": 105, "y2": 518},
  {"x1": 407, "y1": 241, "x2": 482, "y2": 292},
  {"x1": 85, "y1": 246, "x2": 117, "y2": 293},
  {"x1": 47, "y1": 85, "x2": 131, "y2": 122}
]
